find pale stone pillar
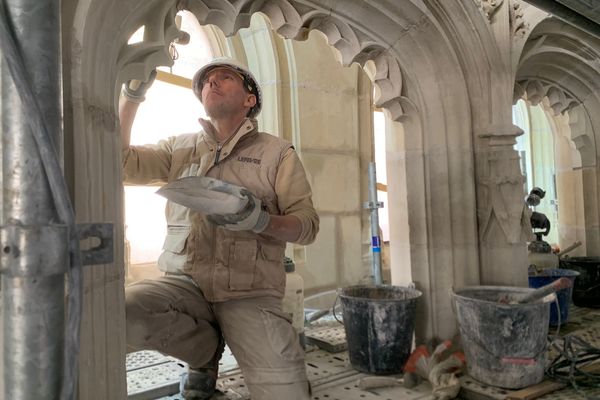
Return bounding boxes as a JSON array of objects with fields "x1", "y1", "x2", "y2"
[
  {"x1": 582, "y1": 167, "x2": 600, "y2": 256},
  {"x1": 476, "y1": 124, "x2": 530, "y2": 286},
  {"x1": 569, "y1": 105, "x2": 600, "y2": 256},
  {"x1": 552, "y1": 112, "x2": 586, "y2": 255}
]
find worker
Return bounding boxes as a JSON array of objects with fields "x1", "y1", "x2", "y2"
[{"x1": 119, "y1": 57, "x2": 319, "y2": 400}]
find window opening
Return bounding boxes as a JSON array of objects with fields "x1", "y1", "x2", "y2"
[
  {"x1": 373, "y1": 110, "x2": 390, "y2": 242},
  {"x1": 512, "y1": 99, "x2": 559, "y2": 246},
  {"x1": 513, "y1": 99, "x2": 533, "y2": 191},
  {"x1": 128, "y1": 26, "x2": 145, "y2": 44}
]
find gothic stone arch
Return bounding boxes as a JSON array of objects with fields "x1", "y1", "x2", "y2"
[{"x1": 63, "y1": 1, "x2": 528, "y2": 397}]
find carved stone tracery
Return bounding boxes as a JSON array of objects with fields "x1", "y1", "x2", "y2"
[
  {"x1": 474, "y1": 0, "x2": 504, "y2": 21},
  {"x1": 515, "y1": 79, "x2": 581, "y2": 115},
  {"x1": 117, "y1": 0, "x2": 413, "y2": 122},
  {"x1": 116, "y1": 1, "x2": 182, "y2": 86},
  {"x1": 509, "y1": 0, "x2": 527, "y2": 37}
]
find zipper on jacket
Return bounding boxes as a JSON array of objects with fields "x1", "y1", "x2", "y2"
[
  {"x1": 214, "y1": 144, "x2": 222, "y2": 165},
  {"x1": 208, "y1": 161, "x2": 225, "y2": 301}
]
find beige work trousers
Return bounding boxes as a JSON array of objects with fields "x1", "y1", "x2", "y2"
[{"x1": 125, "y1": 276, "x2": 310, "y2": 399}]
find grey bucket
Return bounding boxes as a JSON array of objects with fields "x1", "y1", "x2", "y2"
[
  {"x1": 339, "y1": 285, "x2": 421, "y2": 375},
  {"x1": 451, "y1": 286, "x2": 553, "y2": 389}
]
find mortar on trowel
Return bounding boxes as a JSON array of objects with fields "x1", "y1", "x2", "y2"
[
  {"x1": 156, "y1": 176, "x2": 250, "y2": 215},
  {"x1": 451, "y1": 278, "x2": 571, "y2": 389}
]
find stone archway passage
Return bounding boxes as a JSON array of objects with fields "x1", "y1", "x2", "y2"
[{"x1": 63, "y1": 1, "x2": 544, "y2": 398}]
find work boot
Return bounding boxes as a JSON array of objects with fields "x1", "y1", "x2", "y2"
[{"x1": 180, "y1": 368, "x2": 217, "y2": 400}]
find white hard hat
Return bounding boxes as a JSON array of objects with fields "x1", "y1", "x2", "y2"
[{"x1": 192, "y1": 57, "x2": 262, "y2": 118}]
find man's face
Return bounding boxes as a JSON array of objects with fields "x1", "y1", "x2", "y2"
[{"x1": 200, "y1": 67, "x2": 256, "y2": 119}]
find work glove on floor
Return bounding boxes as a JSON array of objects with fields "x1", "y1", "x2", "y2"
[
  {"x1": 122, "y1": 69, "x2": 157, "y2": 103},
  {"x1": 207, "y1": 187, "x2": 270, "y2": 233},
  {"x1": 404, "y1": 340, "x2": 465, "y2": 400}
]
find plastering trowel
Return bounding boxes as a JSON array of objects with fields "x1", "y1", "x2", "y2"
[
  {"x1": 156, "y1": 176, "x2": 249, "y2": 215},
  {"x1": 498, "y1": 277, "x2": 572, "y2": 305}
]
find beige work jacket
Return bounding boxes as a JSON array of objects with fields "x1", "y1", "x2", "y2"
[{"x1": 123, "y1": 118, "x2": 319, "y2": 302}]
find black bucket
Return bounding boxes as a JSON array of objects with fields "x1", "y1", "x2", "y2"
[
  {"x1": 339, "y1": 285, "x2": 421, "y2": 375},
  {"x1": 559, "y1": 257, "x2": 600, "y2": 308},
  {"x1": 451, "y1": 286, "x2": 552, "y2": 389}
]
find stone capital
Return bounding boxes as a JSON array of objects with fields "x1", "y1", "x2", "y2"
[{"x1": 479, "y1": 123, "x2": 523, "y2": 146}]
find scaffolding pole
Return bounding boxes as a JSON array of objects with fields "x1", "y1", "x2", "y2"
[
  {"x1": 365, "y1": 162, "x2": 383, "y2": 285},
  {"x1": 1, "y1": 0, "x2": 66, "y2": 398}
]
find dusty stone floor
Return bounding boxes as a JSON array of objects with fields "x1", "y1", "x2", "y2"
[{"x1": 127, "y1": 305, "x2": 600, "y2": 400}]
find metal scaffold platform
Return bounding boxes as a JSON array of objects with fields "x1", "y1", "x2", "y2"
[
  {"x1": 127, "y1": 307, "x2": 600, "y2": 400},
  {"x1": 127, "y1": 323, "x2": 434, "y2": 400},
  {"x1": 128, "y1": 346, "x2": 435, "y2": 400}
]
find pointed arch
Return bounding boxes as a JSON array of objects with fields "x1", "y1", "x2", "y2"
[
  {"x1": 514, "y1": 15, "x2": 600, "y2": 256},
  {"x1": 63, "y1": 1, "x2": 550, "y2": 396}
]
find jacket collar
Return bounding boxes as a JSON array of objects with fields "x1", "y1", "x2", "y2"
[{"x1": 199, "y1": 117, "x2": 258, "y2": 150}]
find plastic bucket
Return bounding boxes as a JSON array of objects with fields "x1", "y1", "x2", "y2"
[
  {"x1": 528, "y1": 269, "x2": 579, "y2": 325},
  {"x1": 559, "y1": 257, "x2": 600, "y2": 308},
  {"x1": 451, "y1": 286, "x2": 553, "y2": 389},
  {"x1": 339, "y1": 285, "x2": 421, "y2": 375}
]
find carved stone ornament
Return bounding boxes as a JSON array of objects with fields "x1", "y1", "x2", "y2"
[
  {"x1": 116, "y1": 1, "x2": 182, "y2": 86},
  {"x1": 474, "y1": 0, "x2": 504, "y2": 21},
  {"x1": 509, "y1": 0, "x2": 527, "y2": 37},
  {"x1": 116, "y1": 0, "x2": 416, "y2": 122},
  {"x1": 516, "y1": 79, "x2": 580, "y2": 115},
  {"x1": 372, "y1": 54, "x2": 414, "y2": 122}
]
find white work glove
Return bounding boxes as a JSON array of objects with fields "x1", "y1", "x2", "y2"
[
  {"x1": 207, "y1": 188, "x2": 270, "y2": 233},
  {"x1": 428, "y1": 355, "x2": 463, "y2": 400},
  {"x1": 122, "y1": 69, "x2": 157, "y2": 103}
]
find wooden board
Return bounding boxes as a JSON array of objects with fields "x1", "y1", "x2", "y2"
[{"x1": 505, "y1": 380, "x2": 566, "y2": 400}]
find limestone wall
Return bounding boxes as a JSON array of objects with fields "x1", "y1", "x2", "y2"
[{"x1": 286, "y1": 31, "x2": 374, "y2": 297}]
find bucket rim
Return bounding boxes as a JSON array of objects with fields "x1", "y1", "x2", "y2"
[
  {"x1": 450, "y1": 285, "x2": 555, "y2": 306},
  {"x1": 560, "y1": 256, "x2": 600, "y2": 263},
  {"x1": 528, "y1": 268, "x2": 580, "y2": 278},
  {"x1": 338, "y1": 284, "x2": 422, "y2": 301}
]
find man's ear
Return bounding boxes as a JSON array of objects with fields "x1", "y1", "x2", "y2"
[{"x1": 244, "y1": 94, "x2": 257, "y2": 108}]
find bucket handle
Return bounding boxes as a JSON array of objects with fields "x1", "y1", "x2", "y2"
[
  {"x1": 552, "y1": 296, "x2": 561, "y2": 336},
  {"x1": 581, "y1": 283, "x2": 600, "y2": 294},
  {"x1": 449, "y1": 288, "x2": 459, "y2": 317},
  {"x1": 450, "y1": 288, "x2": 561, "y2": 335},
  {"x1": 332, "y1": 292, "x2": 343, "y2": 325}
]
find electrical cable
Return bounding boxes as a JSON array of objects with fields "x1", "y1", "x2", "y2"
[
  {"x1": 0, "y1": 4, "x2": 83, "y2": 400},
  {"x1": 546, "y1": 334, "x2": 600, "y2": 399}
]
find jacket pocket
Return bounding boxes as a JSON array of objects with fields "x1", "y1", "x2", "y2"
[
  {"x1": 157, "y1": 225, "x2": 191, "y2": 273},
  {"x1": 256, "y1": 243, "x2": 286, "y2": 289},
  {"x1": 228, "y1": 239, "x2": 257, "y2": 290}
]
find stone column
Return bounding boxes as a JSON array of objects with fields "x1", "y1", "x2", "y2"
[{"x1": 476, "y1": 123, "x2": 530, "y2": 286}]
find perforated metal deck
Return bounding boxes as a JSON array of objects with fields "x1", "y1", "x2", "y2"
[
  {"x1": 127, "y1": 347, "x2": 434, "y2": 400},
  {"x1": 305, "y1": 324, "x2": 347, "y2": 353},
  {"x1": 127, "y1": 307, "x2": 600, "y2": 400}
]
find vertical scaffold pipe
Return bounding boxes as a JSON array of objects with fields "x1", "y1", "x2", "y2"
[
  {"x1": 368, "y1": 162, "x2": 383, "y2": 285},
  {"x1": 1, "y1": 0, "x2": 64, "y2": 398}
]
